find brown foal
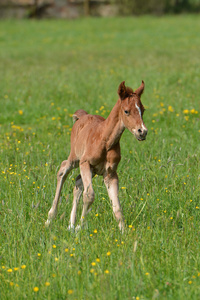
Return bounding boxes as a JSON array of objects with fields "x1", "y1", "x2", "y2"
[{"x1": 45, "y1": 81, "x2": 148, "y2": 231}]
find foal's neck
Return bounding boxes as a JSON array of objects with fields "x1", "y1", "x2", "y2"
[{"x1": 102, "y1": 99, "x2": 125, "y2": 150}]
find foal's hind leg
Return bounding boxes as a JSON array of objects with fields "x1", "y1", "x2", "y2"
[
  {"x1": 68, "y1": 174, "x2": 83, "y2": 231},
  {"x1": 45, "y1": 159, "x2": 73, "y2": 227},
  {"x1": 79, "y1": 161, "x2": 94, "y2": 228}
]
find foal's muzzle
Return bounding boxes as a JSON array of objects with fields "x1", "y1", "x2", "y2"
[
  {"x1": 137, "y1": 128, "x2": 148, "y2": 141},
  {"x1": 132, "y1": 127, "x2": 148, "y2": 141}
]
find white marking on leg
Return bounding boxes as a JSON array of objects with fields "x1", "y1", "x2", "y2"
[
  {"x1": 69, "y1": 175, "x2": 83, "y2": 229},
  {"x1": 67, "y1": 224, "x2": 75, "y2": 231},
  {"x1": 69, "y1": 204, "x2": 77, "y2": 228},
  {"x1": 45, "y1": 219, "x2": 51, "y2": 227}
]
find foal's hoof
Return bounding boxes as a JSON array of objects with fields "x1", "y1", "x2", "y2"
[
  {"x1": 75, "y1": 225, "x2": 81, "y2": 233},
  {"x1": 67, "y1": 224, "x2": 75, "y2": 232},
  {"x1": 45, "y1": 219, "x2": 51, "y2": 227}
]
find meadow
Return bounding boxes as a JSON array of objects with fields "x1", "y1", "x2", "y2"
[{"x1": 0, "y1": 15, "x2": 199, "y2": 299}]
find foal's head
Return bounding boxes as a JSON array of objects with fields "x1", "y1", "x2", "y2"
[{"x1": 118, "y1": 81, "x2": 148, "y2": 141}]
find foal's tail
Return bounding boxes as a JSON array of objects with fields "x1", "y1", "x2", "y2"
[{"x1": 73, "y1": 109, "x2": 88, "y2": 123}]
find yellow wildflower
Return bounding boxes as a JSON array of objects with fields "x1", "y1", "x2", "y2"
[
  {"x1": 190, "y1": 109, "x2": 198, "y2": 114},
  {"x1": 168, "y1": 106, "x2": 174, "y2": 112},
  {"x1": 183, "y1": 109, "x2": 189, "y2": 114},
  {"x1": 7, "y1": 268, "x2": 12, "y2": 273},
  {"x1": 21, "y1": 265, "x2": 26, "y2": 269}
]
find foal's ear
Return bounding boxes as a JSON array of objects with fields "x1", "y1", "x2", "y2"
[
  {"x1": 118, "y1": 81, "x2": 128, "y2": 100},
  {"x1": 135, "y1": 80, "x2": 145, "y2": 97}
]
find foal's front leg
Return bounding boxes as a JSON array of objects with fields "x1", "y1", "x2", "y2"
[
  {"x1": 104, "y1": 171, "x2": 125, "y2": 232},
  {"x1": 45, "y1": 159, "x2": 73, "y2": 227}
]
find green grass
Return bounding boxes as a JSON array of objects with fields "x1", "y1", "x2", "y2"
[{"x1": 0, "y1": 16, "x2": 200, "y2": 299}]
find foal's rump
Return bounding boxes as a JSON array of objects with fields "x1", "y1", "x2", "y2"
[{"x1": 73, "y1": 109, "x2": 88, "y2": 122}]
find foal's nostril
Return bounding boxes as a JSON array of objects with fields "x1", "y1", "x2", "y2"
[{"x1": 138, "y1": 128, "x2": 147, "y2": 139}]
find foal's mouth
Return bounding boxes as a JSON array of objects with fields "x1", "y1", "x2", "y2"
[
  {"x1": 137, "y1": 136, "x2": 146, "y2": 141},
  {"x1": 132, "y1": 128, "x2": 148, "y2": 142},
  {"x1": 133, "y1": 132, "x2": 147, "y2": 141}
]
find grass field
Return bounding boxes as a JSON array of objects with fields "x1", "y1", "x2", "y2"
[{"x1": 0, "y1": 15, "x2": 200, "y2": 299}]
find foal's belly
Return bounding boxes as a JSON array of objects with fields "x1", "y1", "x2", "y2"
[
  {"x1": 91, "y1": 161, "x2": 106, "y2": 176},
  {"x1": 91, "y1": 159, "x2": 119, "y2": 176}
]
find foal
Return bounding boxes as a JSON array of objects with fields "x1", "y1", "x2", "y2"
[{"x1": 45, "y1": 81, "x2": 148, "y2": 231}]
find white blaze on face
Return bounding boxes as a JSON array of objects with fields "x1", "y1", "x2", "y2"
[
  {"x1": 135, "y1": 103, "x2": 142, "y2": 118},
  {"x1": 135, "y1": 103, "x2": 146, "y2": 131},
  {"x1": 142, "y1": 123, "x2": 147, "y2": 130}
]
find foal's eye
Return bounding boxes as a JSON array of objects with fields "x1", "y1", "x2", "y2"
[{"x1": 124, "y1": 110, "x2": 129, "y2": 115}]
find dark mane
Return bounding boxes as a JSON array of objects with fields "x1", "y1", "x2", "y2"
[{"x1": 126, "y1": 86, "x2": 134, "y2": 95}]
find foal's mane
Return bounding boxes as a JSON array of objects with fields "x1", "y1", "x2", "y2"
[{"x1": 126, "y1": 86, "x2": 134, "y2": 95}]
